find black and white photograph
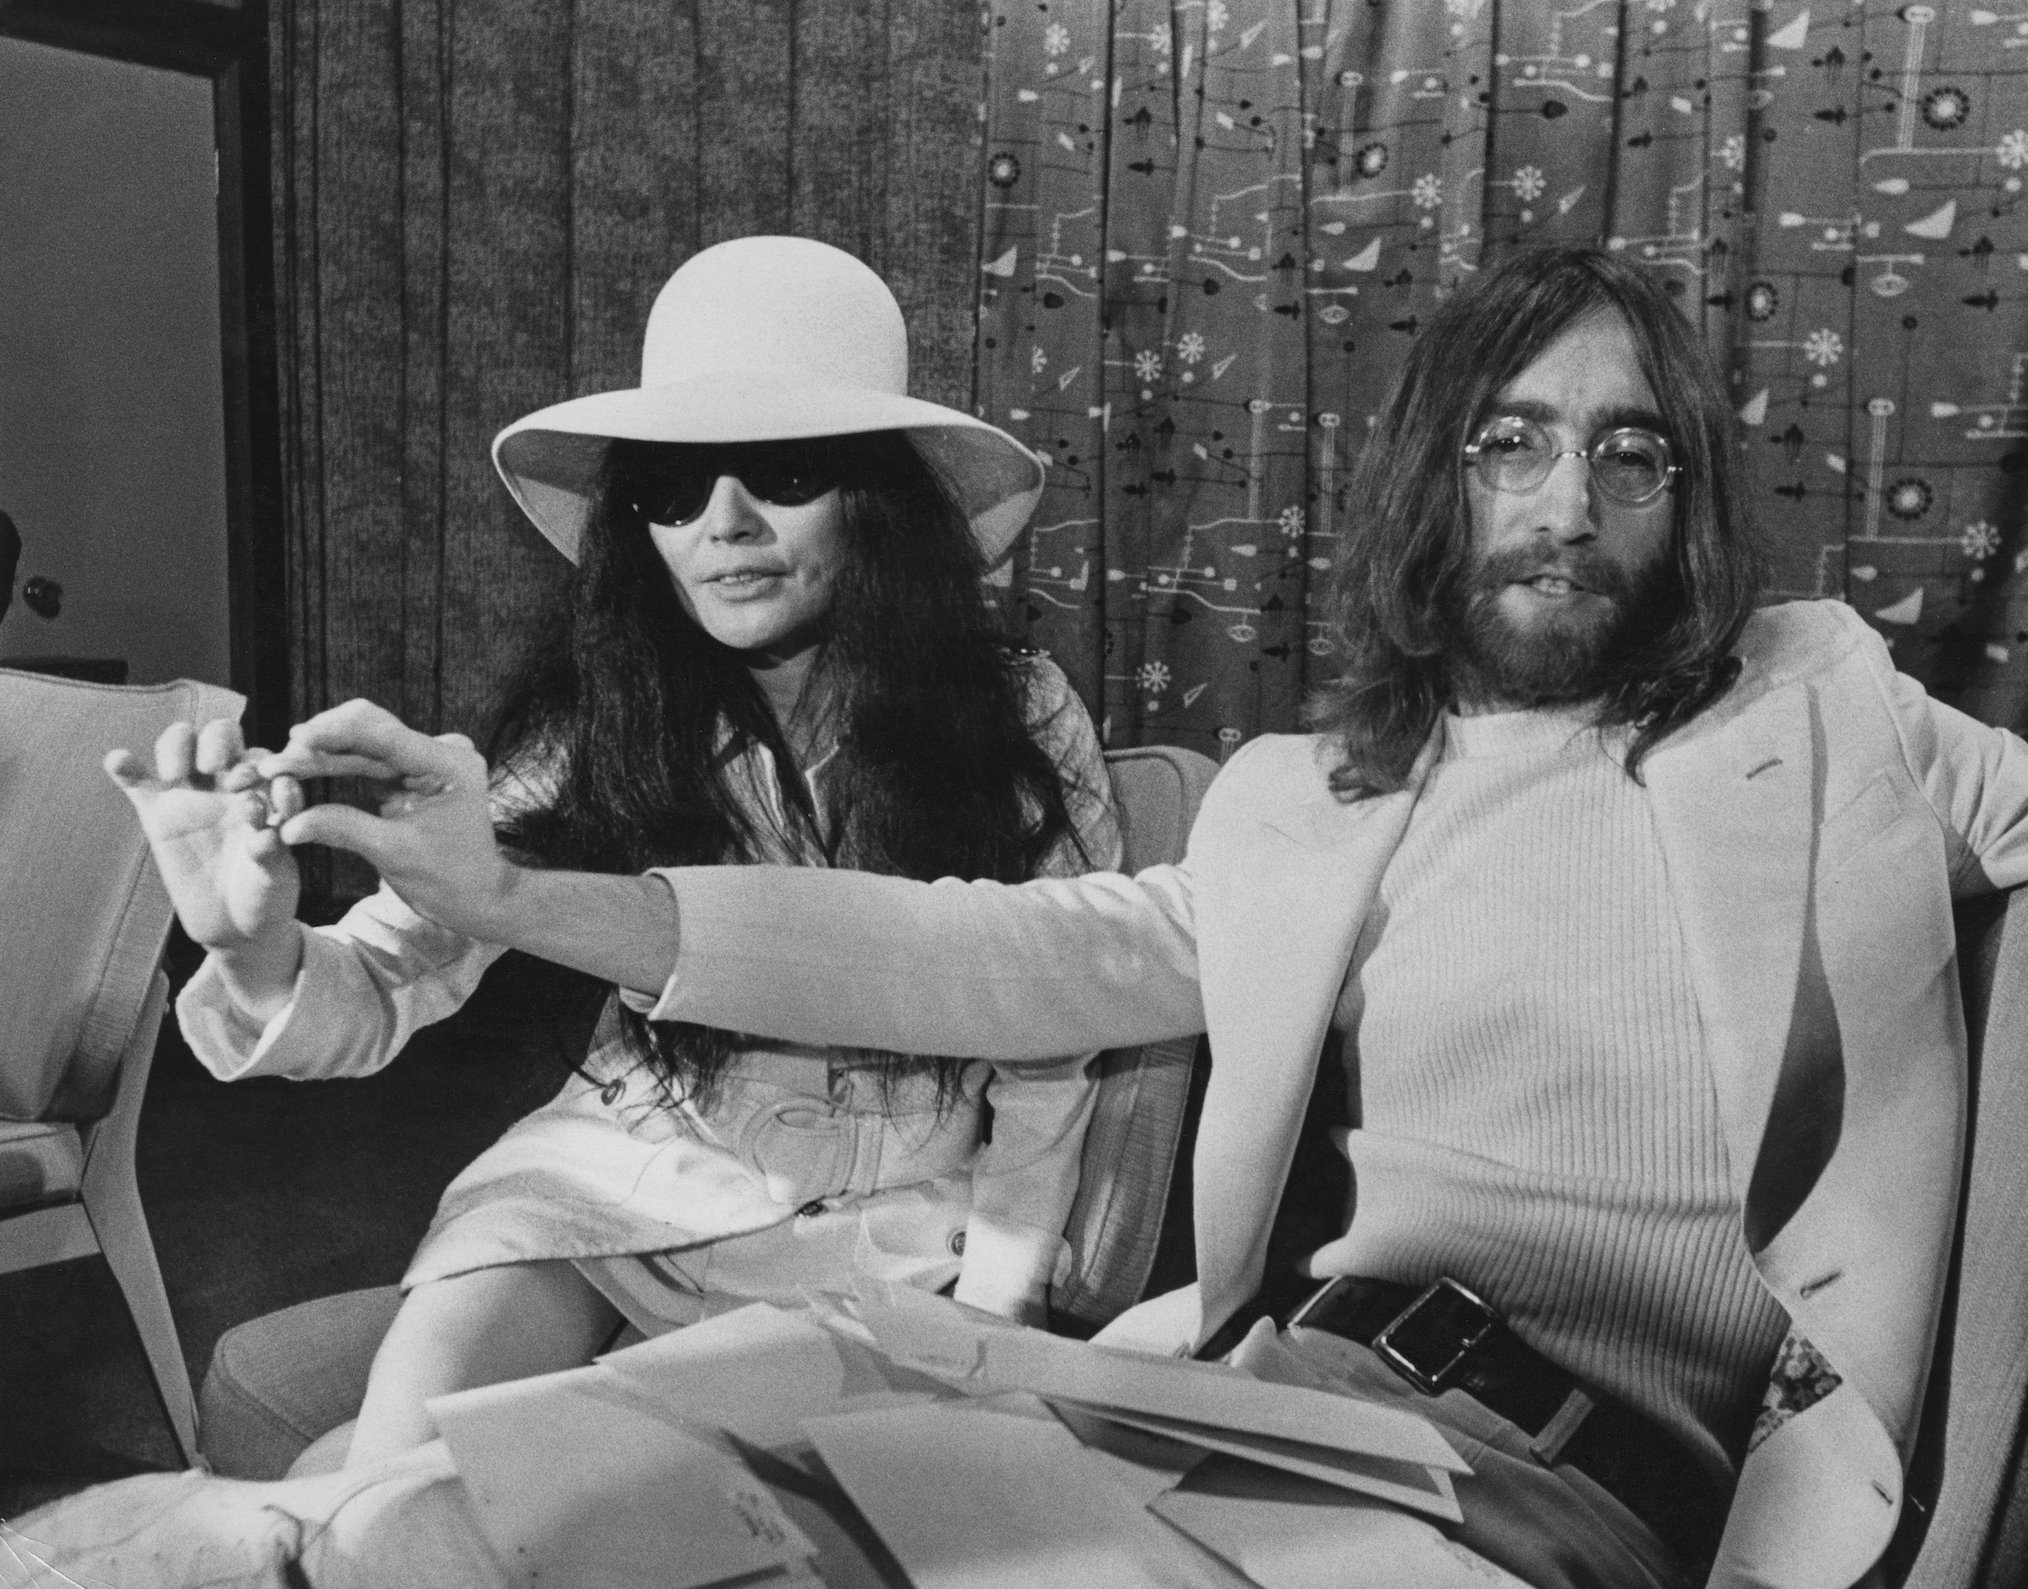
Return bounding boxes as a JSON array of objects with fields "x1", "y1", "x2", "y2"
[{"x1": 5, "y1": 3, "x2": 2028, "y2": 1585}]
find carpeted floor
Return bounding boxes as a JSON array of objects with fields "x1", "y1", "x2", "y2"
[{"x1": 0, "y1": 929, "x2": 605, "y2": 1518}]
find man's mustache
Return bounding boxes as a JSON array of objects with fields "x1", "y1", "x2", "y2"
[{"x1": 1469, "y1": 544, "x2": 1637, "y2": 603}]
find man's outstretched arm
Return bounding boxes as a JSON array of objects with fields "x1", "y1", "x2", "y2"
[
  {"x1": 641, "y1": 862, "x2": 1207, "y2": 1060},
  {"x1": 259, "y1": 697, "x2": 1208, "y2": 1063}
]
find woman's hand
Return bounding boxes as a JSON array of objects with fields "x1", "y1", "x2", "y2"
[
  {"x1": 258, "y1": 699, "x2": 517, "y2": 940},
  {"x1": 105, "y1": 719, "x2": 306, "y2": 1019},
  {"x1": 105, "y1": 718, "x2": 303, "y2": 952}
]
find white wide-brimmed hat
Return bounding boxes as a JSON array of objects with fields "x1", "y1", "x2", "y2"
[{"x1": 492, "y1": 236, "x2": 1044, "y2": 565}]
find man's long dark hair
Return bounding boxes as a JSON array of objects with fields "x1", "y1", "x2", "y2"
[
  {"x1": 1307, "y1": 245, "x2": 1766, "y2": 796},
  {"x1": 490, "y1": 430, "x2": 1081, "y2": 1106}
]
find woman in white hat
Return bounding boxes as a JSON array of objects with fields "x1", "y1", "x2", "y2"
[{"x1": 109, "y1": 236, "x2": 1119, "y2": 1469}]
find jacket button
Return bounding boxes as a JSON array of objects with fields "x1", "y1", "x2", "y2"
[
  {"x1": 948, "y1": 1230, "x2": 966, "y2": 1256},
  {"x1": 797, "y1": 1200, "x2": 827, "y2": 1218}
]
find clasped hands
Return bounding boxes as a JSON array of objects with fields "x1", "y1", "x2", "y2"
[{"x1": 104, "y1": 699, "x2": 520, "y2": 954}]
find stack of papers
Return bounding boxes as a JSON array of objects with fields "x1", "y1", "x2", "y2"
[
  {"x1": 804, "y1": 1394, "x2": 1251, "y2": 1589},
  {"x1": 851, "y1": 1287, "x2": 1467, "y2": 1519},
  {"x1": 426, "y1": 1291, "x2": 1525, "y2": 1589},
  {"x1": 431, "y1": 1368, "x2": 820, "y2": 1589},
  {"x1": 429, "y1": 1303, "x2": 942, "y2": 1588},
  {"x1": 982, "y1": 1324, "x2": 1468, "y2": 1519},
  {"x1": 810, "y1": 1291, "x2": 1523, "y2": 1589}
]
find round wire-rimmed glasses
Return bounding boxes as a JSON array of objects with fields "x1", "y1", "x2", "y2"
[{"x1": 1462, "y1": 414, "x2": 1678, "y2": 506}]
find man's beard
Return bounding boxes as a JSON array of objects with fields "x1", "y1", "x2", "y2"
[{"x1": 1445, "y1": 542, "x2": 1672, "y2": 710}]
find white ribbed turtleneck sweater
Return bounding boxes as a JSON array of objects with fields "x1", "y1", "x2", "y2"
[{"x1": 1330, "y1": 705, "x2": 1790, "y2": 1483}]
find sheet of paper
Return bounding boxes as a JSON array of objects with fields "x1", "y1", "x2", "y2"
[
  {"x1": 849, "y1": 1283, "x2": 1028, "y2": 1384},
  {"x1": 1059, "y1": 1400, "x2": 1462, "y2": 1522},
  {"x1": 803, "y1": 1394, "x2": 1252, "y2": 1589},
  {"x1": 982, "y1": 1327, "x2": 1469, "y2": 1472},
  {"x1": 432, "y1": 1368, "x2": 815, "y2": 1589},
  {"x1": 1046, "y1": 1401, "x2": 1213, "y2": 1505},
  {"x1": 1152, "y1": 1458, "x2": 1530, "y2": 1589},
  {"x1": 596, "y1": 1301, "x2": 947, "y2": 1449}
]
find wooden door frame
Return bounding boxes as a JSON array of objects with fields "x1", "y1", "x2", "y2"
[{"x1": 0, "y1": 0, "x2": 287, "y2": 747}]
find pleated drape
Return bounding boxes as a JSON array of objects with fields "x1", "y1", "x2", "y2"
[{"x1": 978, "y1": 2, "x2": 2028, "y2": 756}]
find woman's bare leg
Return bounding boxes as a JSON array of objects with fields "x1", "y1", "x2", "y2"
[{"x1": 344, "y1": 1259, "x2": 621, "y2": 1469}]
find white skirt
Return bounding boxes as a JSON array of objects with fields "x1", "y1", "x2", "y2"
[{"x1": 404, "y1": 1032, "x2": 986, "y2": 1304}]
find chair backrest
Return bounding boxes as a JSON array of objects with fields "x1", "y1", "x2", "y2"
[
  {"x1": 1053, "y1": 742, "x2": 1219, "y2": 1331},
  {"x1": 1892, "y1": 888, "x2": 2028, "y2": 1586},
  {"x1": 0, "y1": 668, "x2": 242, "y2": 1121}
]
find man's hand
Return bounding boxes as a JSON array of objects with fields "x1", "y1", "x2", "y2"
[
  {"x1": 257, "y1": 699, "x2": 680, "y2": 993},
  {"x1": 258, "y1": 699, "x2": 518, "y2": 940}
]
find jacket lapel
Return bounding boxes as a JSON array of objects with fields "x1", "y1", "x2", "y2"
[
  {"x1": 1190, "y1": 736, "x2": 1437, "y2": 1340},
  {"x1": 1642, "y1": 683, "x2": 1815, "y2": 1206}
]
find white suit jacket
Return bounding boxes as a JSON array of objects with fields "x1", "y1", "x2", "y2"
[{"x1": 652, "y1": 600, "x2": 2028, "y2": 1589}]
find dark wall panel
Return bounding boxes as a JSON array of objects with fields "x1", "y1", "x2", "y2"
[
  {"x1": 696, "y1": 0, "x2": 792, "y2": 243},
  {"x1": 568, "y1": 0, "x2": 700, "y2": 396},
  {"x1": 395, "y1": 0, "x2": 449, "y2": 733},
  {"x1": 313, "y1": 0, "x2": 405, "y2": 724},
  {"x1": 435, "y1": 1, "x2": 576, "y2": 739},
  {"x1": 884, "y1": 0, "x2": 981, "y2": 411}
]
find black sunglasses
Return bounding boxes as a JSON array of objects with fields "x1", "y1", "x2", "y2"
[{"x1": 617, "y1": 440, "x2": 849, "y2": 527}]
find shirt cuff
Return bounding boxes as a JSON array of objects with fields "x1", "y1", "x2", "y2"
[
  {"x1": 175, "y1": 928, "x2": 312, "y2": 1080},
  {"x1": 950, "y1": 1211, "x2": 1069, "y2": 1320}
]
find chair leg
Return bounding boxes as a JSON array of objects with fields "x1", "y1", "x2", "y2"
[
  {"x1": 78, "y1": 973, "x2": 199, "y2": 1466},
  {"x1": 84, "y1": 1163, "x2": 199, "y2": 1466}
]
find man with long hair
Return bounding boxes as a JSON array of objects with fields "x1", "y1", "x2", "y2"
[{"x1": 1310, "y1": 246, "x2": 1763, "y2": 791}]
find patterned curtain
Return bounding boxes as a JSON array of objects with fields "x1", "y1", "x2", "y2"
[{"x1": 977, "y1": 1, "x2": 2028, "y2": 757}]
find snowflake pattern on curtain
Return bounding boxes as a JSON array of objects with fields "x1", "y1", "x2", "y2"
[{"x1": 975, "y1": 0, "x2": 2028, "y2": 756}]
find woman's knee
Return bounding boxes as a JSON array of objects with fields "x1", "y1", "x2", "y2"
[
  {"x1": 377, "y1": 1260, "x2": 620, "y2": 1392},
  {"x1": 348, "y1": 1263, "x2": 621, "y2": 1467}
]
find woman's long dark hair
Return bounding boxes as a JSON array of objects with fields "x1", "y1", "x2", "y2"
[
  {"x1": 490, "y1": 430, "x2": 1080, "y2": 1106},
  {"x1": 1306, "y1": 245, "x2": 1767, "y2": 797}
]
